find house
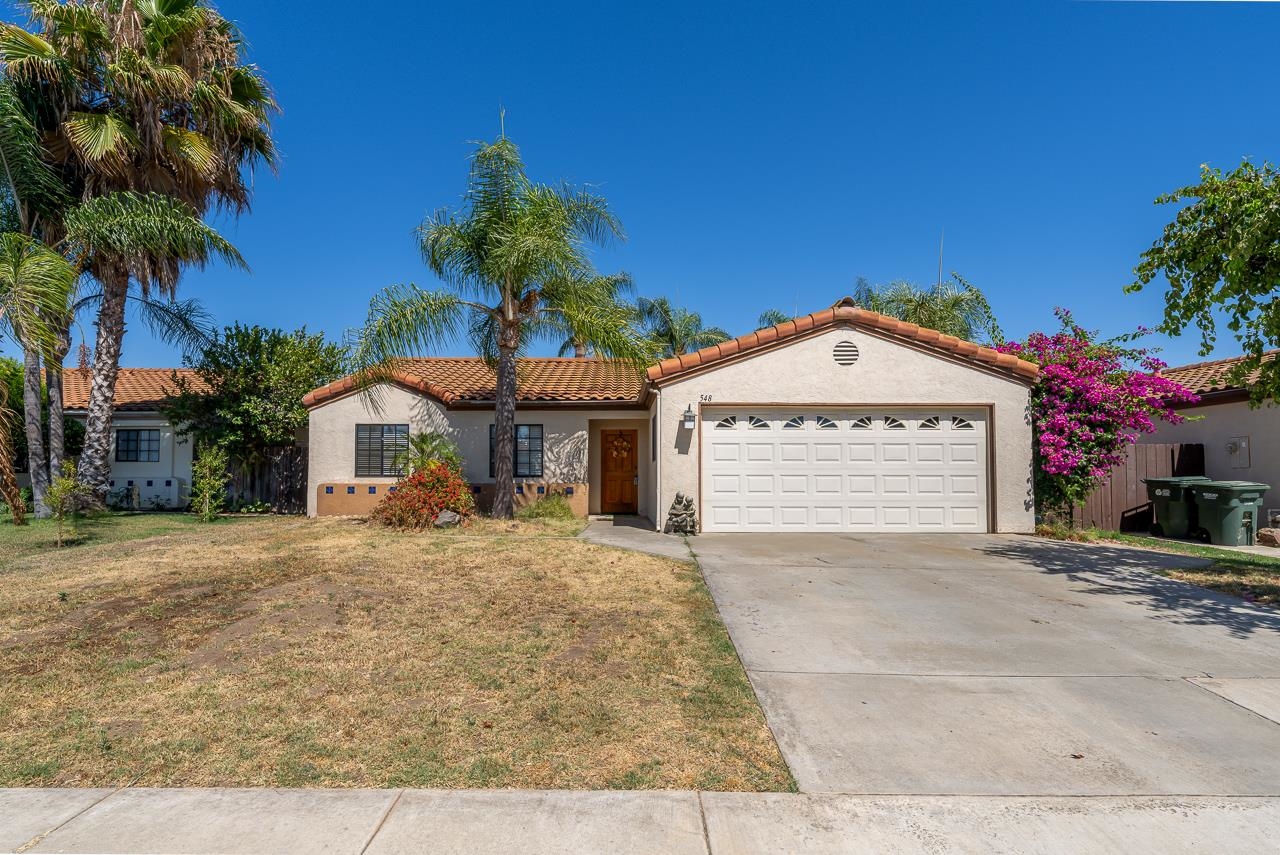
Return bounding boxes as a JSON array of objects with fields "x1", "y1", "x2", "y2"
[
  {"x1": 303, "y1": 298, "x2": 1040, "y2": 533},
  {"x1": 62, "y1": 368, "x2": 208, "y2": 509},
  {"x1": 1149, "y1": 351, "x2": 1278, "y2": 515}
]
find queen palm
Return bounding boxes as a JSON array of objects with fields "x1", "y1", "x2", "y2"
[
  {"x1": 757, "y1": 308, "x2": 790, "y2": 329},
  {"x1": 1, "y1": 0, "x2": 276, "y2": 497},
  {"x1": 351, "y1": 136, "x2": 644, "y2": 519},
  {"x1": 0, "y1": 232, "x2": 76, "y2": 523},
  {"x1": 852, "y1": 275, "x2": 1003, "y2": 344},
  {"x1": 636, "y1": 296, "x2": 730, "y2": 358}
]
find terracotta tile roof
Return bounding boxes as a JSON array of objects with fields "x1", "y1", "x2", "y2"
[
  {"x1": 303, "y1": 358, "x2": 648, "y2": 408},
  {"x1": 62, "y1": 368, "x2": 208, "y2": 412},
  {"x1": 1160, "y1": 350, "x2": 1278, "y2": 395},
  {"x1": 645, "y1": 298, "x2": 1039, "y2": 384}
]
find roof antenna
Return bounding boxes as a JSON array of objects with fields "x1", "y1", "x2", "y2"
[{"x1": 936, "y1": 229, "x2": 945, "y2": 289}]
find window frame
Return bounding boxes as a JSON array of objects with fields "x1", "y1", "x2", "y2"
[
  {"x1": 115, "y1": 428, "x2": 161, "y2": 463},
  {"x1": 489, "y1": 423, "x2": 545, "y2": 478},
  {"x1": 354, "y1": 423, "x2": 410, "y2": 477}
]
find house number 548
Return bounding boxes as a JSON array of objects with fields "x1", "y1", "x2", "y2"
[{"x1": 699, "y1": 394, "x2": 713, "y2": 402}]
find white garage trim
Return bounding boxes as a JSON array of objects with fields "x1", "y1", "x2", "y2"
[{"x1": 698, "y1": 403, "x2": 996, "y2": 533}]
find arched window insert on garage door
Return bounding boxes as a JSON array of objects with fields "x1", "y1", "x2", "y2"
[
  {"x1": 815, "y1": 415, "x2": 838, "y2": 430},
  {"x1": 883, "y1": 416, "x2": 907, "y2": 430},
  {"x1": 748, "y1": 416, "x2": 769, "y2": 430},
  {"x1": 849, "y1": 416, "x2": 872, "y2": 430},
  {"x1": 714, "y1": 416, "x2": 738, "y2": 430},
  {"x1": 952, "y1": 416, "x2": 975, "y2": 431},
  {"x1": 918, "y1": 416, "x2": 942, "y2": 430},
  {"x1": 782, "y1": 415, "x2": 805, "y2": 430}
]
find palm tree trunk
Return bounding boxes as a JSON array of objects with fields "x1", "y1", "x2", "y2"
[
  {"x1": 47, "y1": 327, "x2": 70, "y2": 478},
  {"x1": 491, "y1": 329, "x2": 519, "y2": 520},
  {"x1": 0, "y1": 383, "x2": 27, "y2": 525},
  {"x1": 22, "y1": 346, "x2": 50, "y2": 517},
  {"x1": 78, "y1": 272, "x2": 129, "y2": 501}
]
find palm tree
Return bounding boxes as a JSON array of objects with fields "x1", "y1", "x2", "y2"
[
  {"x1": 351, "y1": 136, "x2": 644, "y2": 519},
  {"x1": 636, "y1": 296, "x2": 730, "y2": 358},
  {"x1": 852, "y1": 274, "x2": 1003, "y2": 344},
  {"x1": 555, "y1": 273, "x2": 637, "y2": 357},
  {"x1": 0, "y1": 232, "x2": 76, "y2": 524},
  {"x1": 1, "y1": 0, "x2": 277, "y2": 498},
  {"x1": 757, "y1": 308, "x2": 790, "y2": 329},
  {"x1": 394, "y1": 431, "x2": 464, "y2": 475}
]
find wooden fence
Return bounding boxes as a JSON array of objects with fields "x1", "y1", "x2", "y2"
[
  {"x1": 1073, "y1": 443, "x2": 1205, "y2": 531},
  {"x1": 226, "y1": 446, "x2": 308, "y2": 515}
]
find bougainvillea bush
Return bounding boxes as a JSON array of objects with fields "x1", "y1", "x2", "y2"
[
  {"x1": 997, "y1": 310, "x2": 1199, "y2": 517},
  {"x1": 369, "y1": 460, "x2": 476, "y2": 530}
]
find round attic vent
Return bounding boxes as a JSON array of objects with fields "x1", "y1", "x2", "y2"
[{"x1": 833, "y1": 340, "x2": 860, "y2": 366}]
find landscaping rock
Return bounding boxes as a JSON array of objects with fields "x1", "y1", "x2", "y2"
[
  {"x1": 433, "y1": 510, "x2": 462, "y2": 528},
  {"x1": 1257, "y1": 528, "x2": 1279, "y2": 548}
]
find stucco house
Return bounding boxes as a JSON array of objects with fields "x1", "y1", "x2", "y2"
[
  {"x1": 304, "y1": 299, "x2": 1039, "y2": 533},
  {"x1": 1149, "y1": 351, "x2": 1278, "y2": 522},
  {"x1": 62, "y1": 368, "x2": 207, "y2": 509}
]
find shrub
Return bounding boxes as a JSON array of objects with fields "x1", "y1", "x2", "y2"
[
  {"x1": 46, "y1": 462, "x2": 96, "y2": 547},
  {"x1": 516, "y1": 492, "x2": 577, "y2": 521},
  {"x1": 190, "y1": 443, "x2": 230, "y2": 522},
  {"x1": 369, "y1": 460, "x2": 476, "y2": 530}
]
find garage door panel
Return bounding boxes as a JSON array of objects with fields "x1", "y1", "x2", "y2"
[{"x1": 702, "y1": 408, "x2": 988, "y2": 533}]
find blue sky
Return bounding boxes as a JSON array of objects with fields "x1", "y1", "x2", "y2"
[{"x1": 8, "y1": 0, "x2": 1278, "y2": 368}]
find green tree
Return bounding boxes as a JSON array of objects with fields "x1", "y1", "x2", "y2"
[
  {"x1": 1130, "y1": 160, "x2": 1280, "y2": 404},
  {"x1": 757, "y1": 309, "x2": 791, "y2": 329},
  {"x1": 189, "y1": 441, "x2": 228, "y2": 522},
  {"x1": 351, "y1": 135, "x2": 644, "y2": 519},
  {"x1": 1, "y1": 0, "x2": 277, "y2": 500},
  {"x1": 637, "y1": 296, "x2": 730, "y2": 357},
  {"x1": 46, "y1": 460, "x2": 94, "y2": 547},
  {"x1": 162, "y1": 324, "x2": 345, "y2": 462},
  {"x1": 395, "y1": 431, "x2": 464, "y2": 475},
  {"x1": 852, "y1": 275, "x2": 1003, "y2": 344}
]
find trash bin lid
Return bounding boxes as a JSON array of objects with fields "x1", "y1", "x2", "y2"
[
  {"x1": 1142, "y1": 475, "x2": 1212, "y2": 486},
  {"x1": 1194, "y1": 480, "x2": 1271, "y2": 490}
]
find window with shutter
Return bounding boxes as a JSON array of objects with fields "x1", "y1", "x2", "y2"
[
  {"x1": 489, "y1": 424, "x2": 544, "y2": 478},
  {"x1": 355, "y1": 424, "x2": 409, "y2": 476}
]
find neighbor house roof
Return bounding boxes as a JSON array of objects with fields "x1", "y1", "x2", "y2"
[
  {"x1": 302, "y1": 358, "x2": 648, "y2": 409},
  {"x1": 1160, "y1": 350, "x2": 1278, "y2": 397},
  {"x1": 62, "y1": 368, "x2": 208, "y2": 412},
  {"x1": 645, "y1": 298, "x2": 1039, "y2": 384}
]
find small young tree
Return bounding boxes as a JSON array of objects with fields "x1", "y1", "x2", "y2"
[
  {"x1": 189, "y1": 443, "x2": 230, "y2": 522},
  {"x1": 46, "y1": 461, "x2": 95, "y2": 547},
  {"x1": 997, "y1": 310, "x2": 1199, "y2": 518},
  {"x1": 394, "y1": 431, "x2": 464, "y2": 475}
]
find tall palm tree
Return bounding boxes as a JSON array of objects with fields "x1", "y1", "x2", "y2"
[
  {"x1": 0, "y1": 232, "x2": 76, "y2": 524},
  {"x1": 852, "y1": 274, "x2": 1003, "y2": 344},
  {"x1": 1, "y1": 0, "x2": 277, "y2": 498},
  {"x1": 351, "y1": 136, "x2": 644, "y2": 519},
  {"x1": 555, "y1": 272, "x2": 637, "y2": 357},
  {"x1": 637, "y1": 296, "x2": 730, "y2": 358},
  {"x1": 757, "y1": 308, "x2": 790, "y2": 329}
]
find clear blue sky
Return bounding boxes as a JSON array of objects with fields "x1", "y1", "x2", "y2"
[{"x1": 9, "y1": 0, "x2": 1278, "y2": 368}]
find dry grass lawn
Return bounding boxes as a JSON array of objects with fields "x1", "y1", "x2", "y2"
[{"x1": 0, "y1": 514, "x2": 793, "y2": 791}]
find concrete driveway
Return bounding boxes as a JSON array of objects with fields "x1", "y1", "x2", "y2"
[{"x1": 692, "y1": 533, "x2": 1280, "y2": 796}]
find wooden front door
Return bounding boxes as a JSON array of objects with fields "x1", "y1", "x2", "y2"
[{"x1": 601, "y1": 429, "x2": 639, "y2": 514}]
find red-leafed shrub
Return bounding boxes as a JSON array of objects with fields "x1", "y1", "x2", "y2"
[{"x1": 368, "y1": 460, "x2": 476, "y2": 530}]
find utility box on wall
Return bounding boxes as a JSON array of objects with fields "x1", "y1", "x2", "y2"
[{"x1": 1227, "y1": 436, "x2": 1251, "y2": 469}]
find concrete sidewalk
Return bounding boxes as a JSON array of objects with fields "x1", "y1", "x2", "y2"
[
  {"x1": 6, "y1": 788, "x2": 1280, "y2": 854},
  {"x1": 578, "y1": 517, "x2": 693, "y2": 562}
]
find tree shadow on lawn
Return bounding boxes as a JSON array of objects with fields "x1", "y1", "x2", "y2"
[{"x1": 978, "y1": 536, "x2": 1280, "y2": 641}]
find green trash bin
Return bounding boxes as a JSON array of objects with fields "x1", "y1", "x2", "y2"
[
  {"x1": 1144, "y1": 476, "x2": 1211, "y2": 539},
  {"x1": 1187, "y1": 481, "x2": 1271, "y2": 546}
]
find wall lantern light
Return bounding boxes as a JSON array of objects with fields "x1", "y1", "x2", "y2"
[{"x1": 682, "y1": 404, "x2": 697, "y2": 430}]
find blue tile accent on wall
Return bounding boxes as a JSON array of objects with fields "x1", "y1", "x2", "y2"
[
  {"x1": 565, "y1": 487, "x2": 574, "y2": 496},
  {"x1": 165, "y1": 480, "x2": 172, "y2": 487},
  {"x1": 368, "y1": 486, "x2": 377, "y2": 494},
  {"x1": 515, "y1": 485, "x2": 524, "y2": 495},
  {"x1": 325, "y1": 486, "x2": 334, "y2": 494},
  {"x1": 109, "y1": 480, "x2": 115, "y2": 488},
  {"x1": 537, "y1": 485, "x2": 545, "y2": 494},
  {"x1": 146, "y1": 480, "x2": 153, "y2": 487},
  {"x1": 127, "y1": 480, "x2": 134, "y2": 487},
  {"x1": 472, "y1": 485, "x2": 482, "y2": 493},
  {"x1": 389, "y1": 486, "x2": 397, "y2": 493},
  {"x1": 347, "y1": 486, "x2": 355, "y2": 494}
]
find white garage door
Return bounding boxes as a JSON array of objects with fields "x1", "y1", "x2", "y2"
[{"x1": 701, "y1": 408, "x2": 989, "y2": 532}]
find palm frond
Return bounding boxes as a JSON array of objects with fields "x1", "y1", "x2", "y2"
[
  {"x1": 0, "y1": 78, "x2": 68, "y2": 230},
  {"x1": 162, "y1": 127, "x2": 221, "y2": 178},
  {"x1": 0, "y1": 232, "x2": 76, "y2": 354},
  {"x1": 0, "y1": 23, "x2": 67, "y2": 81},
  {"x1": 347, "y1": 284, "x2": 475, "y2": 379},
  {"x1": 63, "y1": 112, "x2": 139, "y2": 167},
  {"x1": 757, "y1": 309, "x2": 790, "y2": 329}
]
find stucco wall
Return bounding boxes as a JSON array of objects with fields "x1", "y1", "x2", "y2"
[
  {"x1": 652, "y1": 327, "x2": 1035, "y2": 533},
  {"x1": 305, "y1": 385, "x2": 650, "y2": 517},
  {"x1": 71, "y1": 412, "x2": 194, "y2": 508},
  {"x1": 1148, "y1": 400, "x2": 1279, "y2": 518}
]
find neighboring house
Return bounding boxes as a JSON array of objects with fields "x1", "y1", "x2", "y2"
[
  {"x1": 62, "y1": 368, "x2": 208, "y2": 509},
  {"x1": 305, "y1": 298, "x2": 1039, "y2": 533},
  {"x1": 1150, "y1": 351, "x2": 1278, "y2": 516}
]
